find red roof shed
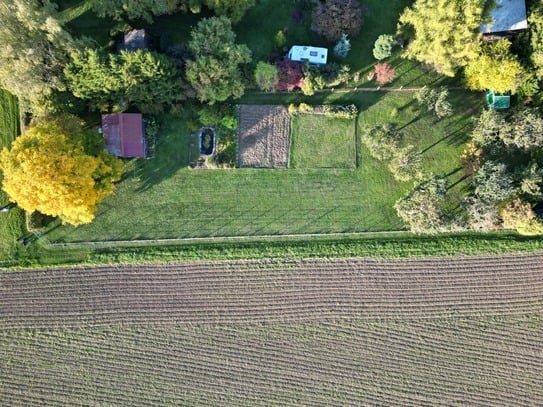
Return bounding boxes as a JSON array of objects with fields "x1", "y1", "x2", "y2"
[{"x1": 101, "y1": 113, "x2": 145, "y2": 158}]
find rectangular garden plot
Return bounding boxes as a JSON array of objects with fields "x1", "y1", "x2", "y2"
[
  {"x1": 290, "y1": 113, "x2": 356, "y2": 169},
  {"x1": 237, "y1": 105, "x2": 290, "y2": 168}
]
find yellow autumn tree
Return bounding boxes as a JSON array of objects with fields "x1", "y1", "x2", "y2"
[
  {"x1": 0, "y1": 116, "x2": 124, "y2": 226},
  {"x1": 398, "y1": 0, "x2": 486, "y2": 76},
  {"x1": 464, "y1": 39, "x2": 523, "y2": 93}
]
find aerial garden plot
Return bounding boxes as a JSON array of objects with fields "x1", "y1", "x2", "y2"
[
  {"x1": 1, "y1": 0, "x2": 543, "y2": 405},
  {"x1": 0, "y1": 0, "x2": 538, "y2": 253}
]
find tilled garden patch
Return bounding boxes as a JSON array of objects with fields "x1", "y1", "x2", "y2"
[{"x1": 237, "y1": 105, "x2": 290, "y2": 168}]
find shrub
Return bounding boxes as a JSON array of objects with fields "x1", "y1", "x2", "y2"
[
  {"x1": 311, "y1": 0, "x2": 364, "y2": 41},
  {"x1": 373, "y1": 34, "x2": 395, "y2": 60},
  {"x1": 362, "y1": 123, "x2": 402, "y2": 160},
  {"x1": 274, "y1": 30, "x2": 287, "y2": 49},
  {"x1": 374, "y1": 62, "x2": 396, "y2": 85},
  {"x1": 460, "y1": 142, "x2": 484, "y2": 176},
  {"x1": 414, "y1": 86, "x2": 453, "y2": 119},
  {"x1": 322, "y1": 104, "x2": 358, "y2": 118},
  {"x1": 394, "y1": 176, "x2": 450, "y2": 234},
  {"x1": 26, "y1": 211, "x2": 55, "y2": 232},
  {"x1": 473, "y1": 161, "x2": 515, "y2": 203},
  {"x1": 500, "y1": 197, "x2": 535, "y2": 230},
  {"x1": 388, "y1": 145, "x2": 422, "y2": 182},
  {"x1": 301, "y1": 64, "x2": 326, "y2": 95},
  {"x1": 254, "y1": 61, "x2": 279, "y2": 92},
  {"x1": 292, "y1": 6, "x2": 305, "y2": 25},
  {"x1": 320, "y1": 63, "x2": 351, "y2": 86},
  {"x1": 276, "y1": 58, "x2": 303, "y2": 91},
  {"x1": 334, "y1": 34, "x2": 351, "y2": 58},
  {"x1": 298, "y1": 103, "x2": 313, "y2": 112}
]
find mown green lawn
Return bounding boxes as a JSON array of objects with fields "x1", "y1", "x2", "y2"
[
  {"x1": 290, "y1": 114, "x2": 356, "y2": 169},
  {"x1": 44, "y1": 88, "x2": 480, "y2": 244},
  {"x1": 0, "y1": 89, "x2": 24, "y2": 261},
  {"x1": 42, "y1": 0, "x2": 480, "y2": 244}
]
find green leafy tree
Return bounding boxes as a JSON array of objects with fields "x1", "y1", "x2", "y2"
[
  {"x1": 205, "y1": 0, "x2": 256, "y2": 23},
  {"x1": 398, "y1": 0, "x2": 485, "y2": 76},
  {"x1": 362, "y1": 123, "x2": 402, "y2": 160},
  {"x1": 311, "y1": 0, "x2": 363, "y2": 41},
  {"x1": 374, "y1": 63, "x2": 396, "y2": 85},
  {"x1": 388, "y1": 145, "x2": 422, "y2": 182},
  {"x1": 373, "y1": 34, "x2": 395, "y2": 60},
  {"x1": 499, "y1": 108, "x2": 543, "y2": 151},
  {"x1": 464, "y1": 39, "x2": 523, "y2": 93},
  {"x1": 463, "y1": 195, "x2": 500, "y2": 231},
  {"x1": 0, "y1": 115, "x2": 124, "y2": 226},
  {"x1": 394, "y1": 176, "x2": 450, "y2": 234},
  {"x1": 414, "y1": 86, "x2": 453, "y2": 119},
  {"x1": 473, "y1": 161, "x2": 515, "y2": 203},
  {"x1": 65, "y1": 49, "x2": 184, "y2": 113},
  {"x1": 89, "y1": 0, "x2": 255, "y2": 23},
  {"x1": 0, "y1": 0, "x2": 76, "y2": 112},
  {"x1": 470, "y1": 109, "x2": 506, "y2": 148},
  {"x1": 520, "y1": 162, "x2": 543, "y2": 200},
  {"x1": 186, "y1": 16, "x2": 251, "y2": 103},
  {"x1": 254, "y1": 62, "x2": 279, "y2": 92},
  {"x1": 528, "y1": 3, "x2": 543, "y2": 79}
]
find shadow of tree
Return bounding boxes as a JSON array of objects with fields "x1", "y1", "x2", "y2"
[{"x1": 134, "y1": 113, "x2": 195, "y2": 192}]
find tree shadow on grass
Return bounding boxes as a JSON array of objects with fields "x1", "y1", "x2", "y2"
[
  {"x1": 398, "y1": 114, "x2": 423, "y2": 131},
  {"x1": 448, "y1": 173, "x2": 471, "y2": 191},
  {"x1": 419, "y1": 122, "x2": 471, "y2": 154},
  {"x1": 135, "y1": 115, "x2": 194, "y2": 192}
]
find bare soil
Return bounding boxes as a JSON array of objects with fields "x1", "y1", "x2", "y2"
[
  {"x1": 1, "y1": 254, "x2": 542, "y2": 405},
  {"x1": 237, "y1": 105, "x2": 290, "y2": 168},
  {"x1": 2, "y1": 253, "x2": 543, "y2": 327}
]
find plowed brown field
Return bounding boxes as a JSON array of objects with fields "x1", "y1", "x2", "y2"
[{"x1": 1, "y1": 254, "x2": 542, "y2": 405}]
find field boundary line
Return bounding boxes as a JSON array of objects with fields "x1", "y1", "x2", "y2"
[
  {"x1": 247, "y1": 86, "x2": 466, "y2": 96},
  {"x1": 43, "y1": 230, "x2": 411, "y2": 249}
]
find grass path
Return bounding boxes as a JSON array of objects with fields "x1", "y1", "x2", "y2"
[{"x1": 0, "y1": 89, "x2": 23, "y2": 261}]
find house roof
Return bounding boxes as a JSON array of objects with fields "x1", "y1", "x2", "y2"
[
  {"x1": 123, "y1": 29, "x2": 150, "y2": 51},
  {"x1": 481, "y1": 0, "x2": 528, "y2": 34},
  {"x1": 102, "y1": 113, "x2": 145, "y2": 158},
  {"x1": 288, "y1": 46, "x2": 328, "y2": 64}
]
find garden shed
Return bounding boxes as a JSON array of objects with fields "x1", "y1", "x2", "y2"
[
  {"x1": 486, "y1": 90, "x2": 510, "y2": 110},
  {"x1": 288, "y1": 46, "x2": 328, "y2": 65},
  {"x1": 480, "y1": 0, "x2": 527, "y2": 34},
  {"x1": 101, "y1": 113, "x2": 146, "y2": 158}
]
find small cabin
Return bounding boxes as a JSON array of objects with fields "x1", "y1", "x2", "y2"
[
  {"x1": 288, "y1": 46, "x2": 328, "y2": 65},
  {"x1": 101, "y1": 113, "x2": 146, "y2": 158}
]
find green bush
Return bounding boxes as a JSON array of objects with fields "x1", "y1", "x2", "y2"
[
  {"x1": 362, "y1": 123, "x2": 402, "y2": 160},
  {"x1": 274, "y1": 30, "x2": 287, "y2": 49},
  {"x1": 334, "y1": 34, "x2": 351, "y2": 58},
  {"x1": 373, "y1": 34, "x2": 395, "y2": 60},
  {"x1": 254, "y1": 61, "x2": 279, "y2": 92}
]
